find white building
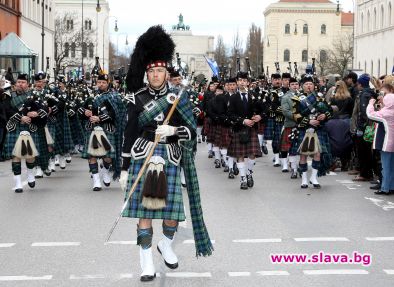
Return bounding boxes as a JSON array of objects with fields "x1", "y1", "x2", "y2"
[
  {"x1": 354, "y1": 0, "x2": 394, "y2": 77},
  {"x1": 170, "y1": 14, "x2": 215, "y2": 80},
  {"x1": 20, "y1": 0, "x2": 55, "y2": 75},
  {"x1": 263, "y1": 0, "x2": 353, "y2": 75},
  {"x1": 54, "y1": 0, "x2": 110, "y2": 78}
]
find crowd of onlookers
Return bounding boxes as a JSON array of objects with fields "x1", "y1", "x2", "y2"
[{"x1": 326, "y1": 72, "x2": 394, "y2": 195}]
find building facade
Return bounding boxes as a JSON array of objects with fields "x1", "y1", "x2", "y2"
[
  {"x1": 170, "y1": 15, "x2": 215, "y2": 80},
  {"x1": 263, "y1": 0, "x2": 353, "y2": 76},
  {"x1": 354, "y1": 0, "x2": 394, "y2": 77},
  {"x1": 54, "y1": 0, "x2": 110, "y2": 78},
  {"x1": 0, "y1": 0, "x2": 21, "y2": 40},
  {"x1": 20, "y1": 0, "x2": 55, "y2": 75}
]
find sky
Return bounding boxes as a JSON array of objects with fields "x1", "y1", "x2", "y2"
[{"x1": 108, "y1": 0, "x2": 354, "y2": 54}]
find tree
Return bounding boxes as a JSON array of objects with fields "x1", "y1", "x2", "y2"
[
  {"x1": 54, "y1": 12, "x2": 95, "y2": 76},
  {"x1": 214, "y1": 35, "x2": 228, "y2": 67},
  {"x1": 108, "y1": 41, "x2": 131, "y2": 73},
  {"x1": 245, "y1": 23, "x2": 263, "y2": 77},
  {"x1": 326, "y1": 33, "x2": 353, "y2": 76},
  {"x1": 230, "y1": 30, "x2": 244, "y2": 77}
]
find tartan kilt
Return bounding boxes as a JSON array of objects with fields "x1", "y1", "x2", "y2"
[
  {"x1": 213, "y1": 124, "x2": 231, "y2": 148},
  {"x1": 206, "y1": 120, "x2": 216, "y2": 143},
  {"x1": 2, "y1": 124, "x2": 41, "y2": 159},
  {"x1": 34, "y1": 127, "x2": 50, "y2": 170},
  {"x1": 122, "y1": 144, "x2": 186, "y2": 221},
  {"x1": 257, "y1": 121, "x2": 265, "y2": 134},
  {"x1": 47, "y1": 121, "x2": 57, "y2": 146},
  {"x1": 280, "y1": 127, "x2": 293, "y2": 152},
  {"x1": 228, "y1": 127, "x2": 262, "y2": 159},
  {"x1": 263, "y1": 118, "x2": 275, "y2": 140},
  {"x1": 69, "y1": 116, "x2": 85, "y2": 146},
  {"x1": 80, "y1": 129, "x2": 116, "y2": 159},
  {"x1": 272, "y1": 122, "x2": 284, "y2": 151},
  {"x1": 202, "y1": 118, "x2": 211, "y2": 137}
]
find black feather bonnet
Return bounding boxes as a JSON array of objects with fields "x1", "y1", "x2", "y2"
[{"x1": 126, "y1": 25, "x2": 175, "y2": 93}]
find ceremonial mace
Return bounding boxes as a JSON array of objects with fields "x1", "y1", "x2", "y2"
[{"x1": 105, "y1": 87, "x2": 185, "y2": 242}]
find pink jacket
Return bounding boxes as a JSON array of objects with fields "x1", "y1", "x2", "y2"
[{"x1": 367, "y1": 93, "x2": 394, "y2": 152}]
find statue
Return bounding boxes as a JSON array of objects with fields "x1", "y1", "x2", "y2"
[{"x1": 172, "y1": 14, "x2": 190, "y2": 31}]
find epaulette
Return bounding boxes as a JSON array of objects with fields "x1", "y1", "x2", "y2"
[
  {"x1": 124, "y1": 93, "x2": 136, "y2": 104},
  {"x1": 291, "y1": 95, "x2": 301, "y2": 102}
]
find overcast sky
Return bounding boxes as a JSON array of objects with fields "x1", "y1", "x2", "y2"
[{"x1": 108, "y1": 0, "x2": 354, "y2": 54}]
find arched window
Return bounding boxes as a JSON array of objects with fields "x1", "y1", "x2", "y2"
[
  {"x1": 285, "y1": 24, "x2": 290, "y2": 34},
  {"x1": 284, "y1": 49, "x2": 290, "y2": 62},
  {"x1": 64, "y1": 43, "x2": 69, "y2": 57},
  {"x1": 378, "y1": 59, "x2": 381, "y2": 76},
  {"x1": 82, "y1": 42, "x2": 87, "y2": 58},
  {"x1": 367, "y1": 11, "x2": 371, "y2": 32},
  {"x1": 71, "y1": 43, "x2": 76, "y2": 58},
  {"x1": 84, "y1": 20, "x2": 88, "y2": 30},
  {"x1": 371, "y1": 60, "x2": 374, "y2": 76},
  {"x1": 320, "y1": 50, "x2": 327, "y2": 63},
  {"x1": 364, "y1": 61, "x2": 367, "y2": 72},
  {"x1": 303, "y1": 24, "x2": 308, "y2": 34},
  {"x1": 374, "y1": 8, "x2": 377, "y2": 30},
  {"x1": 302, "y1": 50, "x2": 308, "y2": 62},
  {"x1": 89, "y1": 20, "x2": 92, "y2": 30},
  {"x1": 389, "y1": 2, "x2": 392, "y2": 26},
  {"x1": 381, "y1": 5, "x2": 385, "y2": 28},
  {"x1": 361, "y1": 13, "x2": 364, "y2": 33},
  {"x1": 89, "y1": 43, "x2": 94, "y2": 58},
  {"x1": 321, "y1": 24, "x2": 326, "y2": 34}
]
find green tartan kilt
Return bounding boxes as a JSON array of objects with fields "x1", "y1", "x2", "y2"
[
  {"x1": 47, "y1": 121, "x2": 57, "y2": 146},
  {"x1": 2, "y1": 124, "x2": 41, "y2": 159},
  {"x1": 69, "y1": 116, "x2": 85, "y2": 146},
  {"x1": 54, "y1": 115, "x2": 74, "y2": 155},
  {"x1": 80, "y1": 128, "x2": 116, "y2": 159},
  {"x1": 35, "y1": 127, "x2": 50, "y2": 170},
  {"x1": 122, "y1": 144, "x2": 186, "y2": 221}
]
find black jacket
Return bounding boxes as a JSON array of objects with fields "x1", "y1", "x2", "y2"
[{"x1": 228, "y1": 92, "x2": 262, "y2": 131}]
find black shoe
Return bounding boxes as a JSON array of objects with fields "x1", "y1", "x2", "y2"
[
  {"x1": 233, "y1": 163, "x2": 239, "y2": 175},
  {"x1": 15, "y1": 188, "x2": 23, "y2": 193},
  {"x1": 228, "y1": 169, "x2": 235, "y2": 179},
  {"x1": 246, "y1": 173, "x2": 254, "y2": 187},
  {"x1": 224, "y1": 166, "x2": 229, "y2": 172},
  {"x1": 93, "y1": 187, "x2": 102, "y2": 191},
  {"x1": 301, "y1": 184, "x2": 308, "y2": 189},
  {"x1": 28, "y1": 181, "x2": 35, "y2": 188},
  {"x1": 240, "y1": 180, "x2": 248, "y2": 190},
  {"x1": 370, "y1": 180, "x2": 379, "y2": 185},
  {"x1": 103, "y1": 181, "x2": 110, "y2": 187},
  {"x1": 291, "y1": 170, "x2": 298, "y2": 179},
  {"x1": 44, "y1": 169, "x2": 51, "y2": 176},
  {"x1": 370, "y1": 184, "x2": 381, "y2": 190},
  {"x1": 282, "y1": 169, "x2": 289, "y2": 173},
  {"x1": 35, "y1": 175, "x2": 43, "y2": 179},
  {"x1": 221, "y1": 159, "x2": 226, "y2": 167},
  {"x1": 198, "y1": 139, "x2": 202, "y2": 143},
  {"x1": 208, "y1": 151, "x2": 213, "y2": 158},
  {"x1": 262, "y1": 146, "x2": 268, "y2": 155},
  {"x1": 214, "y1": 159, "x2": 221, "y2": 168},
  {"x1": 140, "y1": 274, "x2": 156, "y2": 282},
  {"x1": 374, "y1": 190, "x2": 389, "y2": 195},
  {"x1": 181, "y1": 183, "x2": 186, "y2": 188},
  {"x1": 310, "y1": 181, "x2": 321, "y2": 189},
  {"x1": 157, "y1": 246, "x2": 179, "y2": 269}
]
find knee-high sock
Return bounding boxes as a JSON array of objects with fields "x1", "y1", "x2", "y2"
[
  {"x1": 207, "y1": 143, "x2": 213, "y2": 151},
  {"x1": 137, "y1": 226, "x2": 153, "y2": 250},
  {"x1": 213, "y1": 146, "x2": 220, "y2": 160},
  {"x1": 162, "y1": 222, "x2": 177, "y2": 240},
  {"x1": 220, "y1": 148, "x2": 228, "y2": 165},
  {"x1": 258, "y1": 134, "x2": 264, "y2": 147},
  {"x1": 89, "y1": 162, "x2": 99, "y2": 174},
  {"x1": 228, "y1": 157, "x2": 234, "y2": 169},
  {"x1": 237, "y1": 162, "x2": 246, "y2": 178},
  {"x1": 197, "y1": 127, "x2": 202, "y2": 137},
  {"x1": 288, "y1": 155, "x2": 299, "y2": 171},
  {"x1": 247, "y1": 158, "x2": 256, "y2": 174}
]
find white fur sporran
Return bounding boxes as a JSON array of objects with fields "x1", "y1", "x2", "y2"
[
  {"x1": 12, "y1": 131, "x2": 39, "y2": 159},
  {"x1": 88, "y1": 126, "x2": 113, "y2": 157},
  {"x1": 298, "y1": 128, "x2": 321, "y2": 156}
]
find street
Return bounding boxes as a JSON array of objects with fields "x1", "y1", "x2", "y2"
[{"x1": 0, "y1": 143, "x2": 393, "y2": 287}]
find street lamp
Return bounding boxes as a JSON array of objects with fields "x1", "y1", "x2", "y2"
[
  {"x1": 102, "y1": 16, "x2": 119, "y2": 71},
  {"x1": 336, "y1": 0, "x2": 340, "y2": 16},
  {"x1": 41, "y1": 0, "x2": 45, "y2": 71},
  {"x1": 96, "y1": 0, "x2": 101, "y2": 12},
  {"x1": 294, "y1": 19, "x2": 309, "y2": 64},
  {"x1": 116, "y1": 33, "x2": 129, "y2": 67}
]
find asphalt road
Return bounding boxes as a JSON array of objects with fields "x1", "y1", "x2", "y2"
[{"x1": 0, "y1": 143, "x2": 393, "y2": 287}]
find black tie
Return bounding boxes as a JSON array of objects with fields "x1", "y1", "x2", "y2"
[{"x1": 241, "y1": 93, "x2": 248, "y2": 112}]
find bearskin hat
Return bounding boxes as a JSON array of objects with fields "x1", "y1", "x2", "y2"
[{"x1": 126, "y1": 25, "x2": 175, "y2": 93}]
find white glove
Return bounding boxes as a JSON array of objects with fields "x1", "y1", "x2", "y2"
[
  {"x1": 155, "y1": 125, "x2": 176, "y2": 137},
  {"x1": 119, "y1": 170, "x2": 128, "y2": 191}
]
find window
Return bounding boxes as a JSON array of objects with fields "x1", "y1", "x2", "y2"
[
  {"x1": 389, "y1": 2, "x2": 392, "y2": 26},
  {"x1": 89, "y1": 20, "x2": 92, "y2": 30},
  {"x1": 89, "y1": 43, "x2": 94, "y2": 58},
  {"x1": 364, "y1": 61, "x2": 367, "y2": 72},
  {"x1": 371, "y1": 60, "x2": 374, "y2": 75},
  {"x1": 381, "y1": 6, "x2": 384, "y2": 28},
  {"x1": 82, "y1": 42, "x2": 87, "y2": 58},
  {"x1": 284, "y1": 49, "x2": 290, "y2": 62},
  {"x1": 285, "y1": 24, "x2": 290, "y2": 34},
  {"x1": 65, "y1": 43, "x2": 69, "y2": 57},
  {"x1": 374, "y1": 8, "x2": 377, "y2": 30},
  {"x1": 378, "y1": 59, "x2": 381, "y2": 76},
  {"x1": 321, "y1": 24, "x2": 326, "y2": 34},
  {"x1": 71, "y1": 43, "x2": 76, "y2": 58},
  {"x1": 85, "y1": 20, "x2": 88, "y2": 30},
  {"x1": 320, "y1": 50, "x2": 327, "y2": 63},
  {"x1": 361, "y1": 13, "x2": 364, "y2": 33},
  {"x1": 303, "y1": 24, "x2": 308, "y2": 34},
  {"x1": 302, "y1": 50, "x2": 308, "y2": 62},
  {"x1": 367, "y1": 11, "x2": 370, "y2": 32}
]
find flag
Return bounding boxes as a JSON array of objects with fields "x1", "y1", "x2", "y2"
[{"x1": 203, "y1": 56, "x2": 219, "y2": 77}]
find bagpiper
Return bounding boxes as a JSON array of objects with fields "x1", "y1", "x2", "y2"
[{"x1": 120, "y1": 25, "x2": 212, "y2": 282}]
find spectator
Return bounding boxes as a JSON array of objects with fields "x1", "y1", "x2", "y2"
[
  {"x1": 352, "y1": 74, "x2": 375, "y2": 181},
  {"x1": 0, "y1": 80, "x2": 12, "y2": 161},
  {"x1": 344, "y1": 72, "x2": 359, "y2": 99},
  {"x1": 5, "y1": 67, "x2": 15, "y2": 85},
  {"x1": 367, "y1": 85, "x2": 394, "y2": 195}
]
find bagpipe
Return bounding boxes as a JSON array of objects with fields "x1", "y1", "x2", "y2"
[{"x1": 21, "y1": 91, "x2": 48, "y2": 127}]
